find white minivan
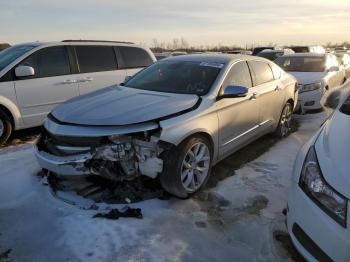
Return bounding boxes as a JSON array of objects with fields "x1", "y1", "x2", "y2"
[{"x1": 0, "y1": 40, "x2": 156, "y2": 145}]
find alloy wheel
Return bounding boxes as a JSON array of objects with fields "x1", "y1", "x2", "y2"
[
  {"x1": 0, "y1": 118, "x2": 4, "y2": 137},
  {"x1": 280, "y1": 104, "x2": 292, "y2": 137},
  {"x1": 181, "y1": 142, "x2": 211, "y2": 192}
]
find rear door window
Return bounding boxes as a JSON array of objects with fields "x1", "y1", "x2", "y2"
[
  {"x1": 248, "y1": 61, "x2": 275, "y2": 86},
  {"x1": 118, "y1": 46, "x2": 153, "y2": 68},
  {"x1": 222, "y1": 61, "x2": 252, "y2": 88},
  {"x1": 20, "y1": 46, "x2": 71, "y2": 78},
  {"x1": 75, "y1": 46, "x2": 117, "y2": 73}
]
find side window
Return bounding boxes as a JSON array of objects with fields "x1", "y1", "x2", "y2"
[
  {"x1": 222, "y1": 61, "x2": 252, "y2": 89},
  {"x1": 20, "y1": 46, "x2": 71, "y2": 78},
  {"x1": 118, "y1": 46, "x2": 153, "y2": 68},
  {"x1": 248, "y1": 61, "x2": 274, "y2": 85},
  {"x1": 270, "y1": 64, "x2": 282, "y2": 79},
  {"x1": 75, "y1": 46, "x2": 117, "y2": 73}
]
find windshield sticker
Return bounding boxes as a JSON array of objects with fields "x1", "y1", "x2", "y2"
[{"x1": 200, "y1": 62, "x2": 224, "y2": 69}]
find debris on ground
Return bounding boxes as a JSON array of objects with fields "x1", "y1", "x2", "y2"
[
  {"x1": 0, "y1": 249, "x2": 11, "y2": 262},
  {"x1": 93, "y1": 207, "x2": 143, "y2": 220}
]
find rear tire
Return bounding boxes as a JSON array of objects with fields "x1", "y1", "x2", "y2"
[
  {"x1": 160, "y1": 135, "x2": 213, "y2": 198},
  {"x1": 0, "y1": 110, "x2": 12, "y2": 146},
  {"x1": 274, "y1": 102, "x2": 293, "y2": 138}
]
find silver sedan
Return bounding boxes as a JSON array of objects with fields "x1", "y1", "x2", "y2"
[{"x1": 35, "y1": 54, "x2": 298, "y2": 198}]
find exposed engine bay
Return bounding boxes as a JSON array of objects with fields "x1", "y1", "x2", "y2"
[{"x1": 36, "y1": 128, "x2": 169, "y2": 181}]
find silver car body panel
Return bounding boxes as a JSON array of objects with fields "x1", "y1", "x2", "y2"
[
  {"x1": 51, "y1": 85, "x2": 199, "y2": 126},
  {"x1": 35, "y1": 54, "x2": 297, "y2": 177}
]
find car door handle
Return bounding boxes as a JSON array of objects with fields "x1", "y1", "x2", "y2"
[
  {"x1": 250, "y1": 92, "x2": 259, "y2": 100},
  {"x1": 62, "y1": 79, "x2": 77, "y2": 84},
  {"x1": 275, "y1": 86, "x2": 281, "y2": 91},
  {"x1": 78, "y1": 77, "x2": 94, "y2": 83}
]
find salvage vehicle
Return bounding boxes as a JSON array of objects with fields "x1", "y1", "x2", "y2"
[
  {"x1": 256, "y1": 49, "x2": 294, "y2": 61},
  {"x1": 34, "y1": 54, "x2": 298, "y2": 198},
  {"x1": 0, "y1": 40, "x2": 155, "y2": 145},
  {"x1": 287, "y1": 85, "x2": 350, "y2": 261},
  {"x1": 275, "y1": 53, "x2": 346, "y2": 113}
]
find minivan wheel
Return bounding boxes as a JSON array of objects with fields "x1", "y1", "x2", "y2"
[
  {"x1": 275, "y1": 103, "x2": 292, "y2": 138},
  {"x1": 0, "y1": 110, "x2": 12, "y2": 146},
  {"x1": 160, "y1": 135, "x2": 213, "y2": 198}
]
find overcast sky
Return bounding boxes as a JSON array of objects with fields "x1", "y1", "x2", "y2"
[{"x1": 1, "y1": 0, "x2": 350, "y2": 47}]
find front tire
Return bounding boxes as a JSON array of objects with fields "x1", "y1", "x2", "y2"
[
  {"x1": 0, "y1": 110, "x2": 12, "y2": 146},
  {"x1": 160, "y1": 135, "x2": 213, "y2": 198},
  {"x1": 274, "y1": 103, "x2": 293, "y2": 138}
]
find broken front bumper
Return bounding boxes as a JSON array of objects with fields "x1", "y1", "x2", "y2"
[{"x1": 34, "y1": 147, "x2": 93, "y2": 175}]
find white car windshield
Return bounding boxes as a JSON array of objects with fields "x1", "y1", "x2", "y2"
[
  {"x1": 275, "y1": 56, "x2": 326, "y2": 72},
  {"x1": 0, "y1": 45, "x2": 36, "y2": 71},
  {"x1": 125, "y1": 60, "x2": 222, "y2": 95}
]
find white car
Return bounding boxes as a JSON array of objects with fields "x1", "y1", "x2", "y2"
[
  {"x1": 275, "y1": 53, "x2": 346, "y2": 113},
  {"x1": 0, "y1": 40, "x2": 156, "y2": 145},
  {"x1": 287, "y1": 86, "x2": 350, "y2": 261}
]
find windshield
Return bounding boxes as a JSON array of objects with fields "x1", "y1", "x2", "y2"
[
  {"x1": 275, "y1": 56, "x2": 326, "y2": 72},
  {"x1": 125, "y1": 60, "x2": 222, "y2": 95},
  {"x1": 290, "y1": 47, "x2": 309, "y2": 53},
  {"x1": 257, "y1": 52, "x2": 283, "y2": 61},
  {"x1": 0, "y1": 45, "x2": 36, "y2": 71}
]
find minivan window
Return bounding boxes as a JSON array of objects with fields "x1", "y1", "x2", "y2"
[
  {"x1": 223, "y1": 61, "x2": 252, "y2": 89},
  {"x1": 248, "y1": 61, "x2": 274, "y2": 85},
  {"x1": 20, "y1": 46, "x2": 71, "y2": 78},
  {"x1": 125, "y1": 60, "x2": 221, "y2": 95},
  {"x1": 118, "y1": 46, "x2": 153, "y2": 68},
  {"x1": 0, "y1": 45, "x2": 36, "y2": 71},
  {"x1": 75, "y1": 46, "x2": 117, "y2": 73}
]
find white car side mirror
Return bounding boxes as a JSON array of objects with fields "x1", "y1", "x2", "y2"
[
  {"x1": 15, "y1": 65, "x2": 35, "y2": 78},
  {"x1": 328, "y1": 66, "x2": 340, "y2": 72}
]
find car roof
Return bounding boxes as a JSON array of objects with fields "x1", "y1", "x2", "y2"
[
  {"x1": 10, "y1": 40, "x2": 140, "y2": 48},
  {"x1": 161, "y1": 54, "x2": 263, "y2": 64},
  {"x1": 280, "y1": 52, "x2": 326, "y2": 58}
]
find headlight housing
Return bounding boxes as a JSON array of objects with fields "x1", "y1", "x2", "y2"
[
  {"x1": 299, "y1": 82, "x2": 322, "y2": 93},
  {"x1": 299, "y1": 146, "x2": 348, "y2": 227}
]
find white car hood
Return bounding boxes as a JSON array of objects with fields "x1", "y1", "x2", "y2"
[
  {"x1": 315, "y1": 111, "x2": 350, "y2": 199},
  {"x1": 288, "y1": 71, "x2": 327, "y2": 85}
]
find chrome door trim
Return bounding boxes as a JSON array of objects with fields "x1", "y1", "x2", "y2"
[{"x1": 222, "y1": 119, "x2": 271, "y2": 146}]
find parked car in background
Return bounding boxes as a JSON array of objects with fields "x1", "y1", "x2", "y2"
[
  {"x1": 287, "y1": 86, "x2": 350, "y2": 261},
  {"x1": 275, "y1": 53, "x2": 346, "y2": 113},
  {"x1": 34, "y1": 54, "x2": 297, "y2": 198},
  {"x1": 256, "y1": 49, "x2": 294, "y2": 61},
  {"x1": 225, "y1": 50, "x2": 252, "y2": 55},
  {"x1": 252, "y1": 46, "x2": 275, "y2": 56},
  {"x1": 154, "y1": 51, "x2": 187, "y2": 60},
  {"x1": 0, "y1": 40, "x2": 156, "y2": 145},
  {"x1": 334, "y1": 46, "x2": 349, "y2": 54},
  {"x1": 335, "y1": 53, "x2": 350, "y2": 79},
  {"x1": 0, "y1": 43, "x2": 10, "y2": 52},
  {"x1": 289, "y1": 45, "x2": 326, "y2": 54}
]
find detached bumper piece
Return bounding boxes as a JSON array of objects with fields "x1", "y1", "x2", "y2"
[{"x1": 35, "y1": 129, "x2": 164, "y2": 181}]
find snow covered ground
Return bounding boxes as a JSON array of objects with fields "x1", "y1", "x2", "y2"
[{"x1": 0, "y1": 112, "x2": 326, "y2": 262}]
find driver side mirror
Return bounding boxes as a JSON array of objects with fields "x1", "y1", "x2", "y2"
[
  {"x1": 328, "y1": 66, "x2": 340, "y2": 72},
  {"x1": 323, "y1": 89, "x2": 341, "y2": 110},
  {"x1": 15, "y1": 65, "x2": 35, "y2": 78},
  {"x1": 218, "y1": 85, "x2": 249, "y2": 100}
]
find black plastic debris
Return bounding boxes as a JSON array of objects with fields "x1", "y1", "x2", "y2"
[{"x1": 93, "y1": 207, "x2": 143, "y2": 220}]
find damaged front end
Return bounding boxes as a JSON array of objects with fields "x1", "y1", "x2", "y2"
[{"x1": 35, "y1": 126, "x2": 170, "y2": 181}]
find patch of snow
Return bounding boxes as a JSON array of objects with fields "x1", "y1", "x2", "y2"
[{"x1": 0, "y1": 113, "x2": 326, "y2": 261}]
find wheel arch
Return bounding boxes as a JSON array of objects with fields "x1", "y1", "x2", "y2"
[{"x1": 0, "y1": 97, "x2": 22, "y2": 130}]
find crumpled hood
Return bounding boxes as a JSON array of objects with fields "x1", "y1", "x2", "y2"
[
  {"x1": 288, "y1": 71, "x2": 327, "y2": 85},
  {"x1": 51, "y1": 85, "x2": 199, "y2": 126},
  {"x1": 315, "y1": 111, "x2": 350, "y2": 199}
]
